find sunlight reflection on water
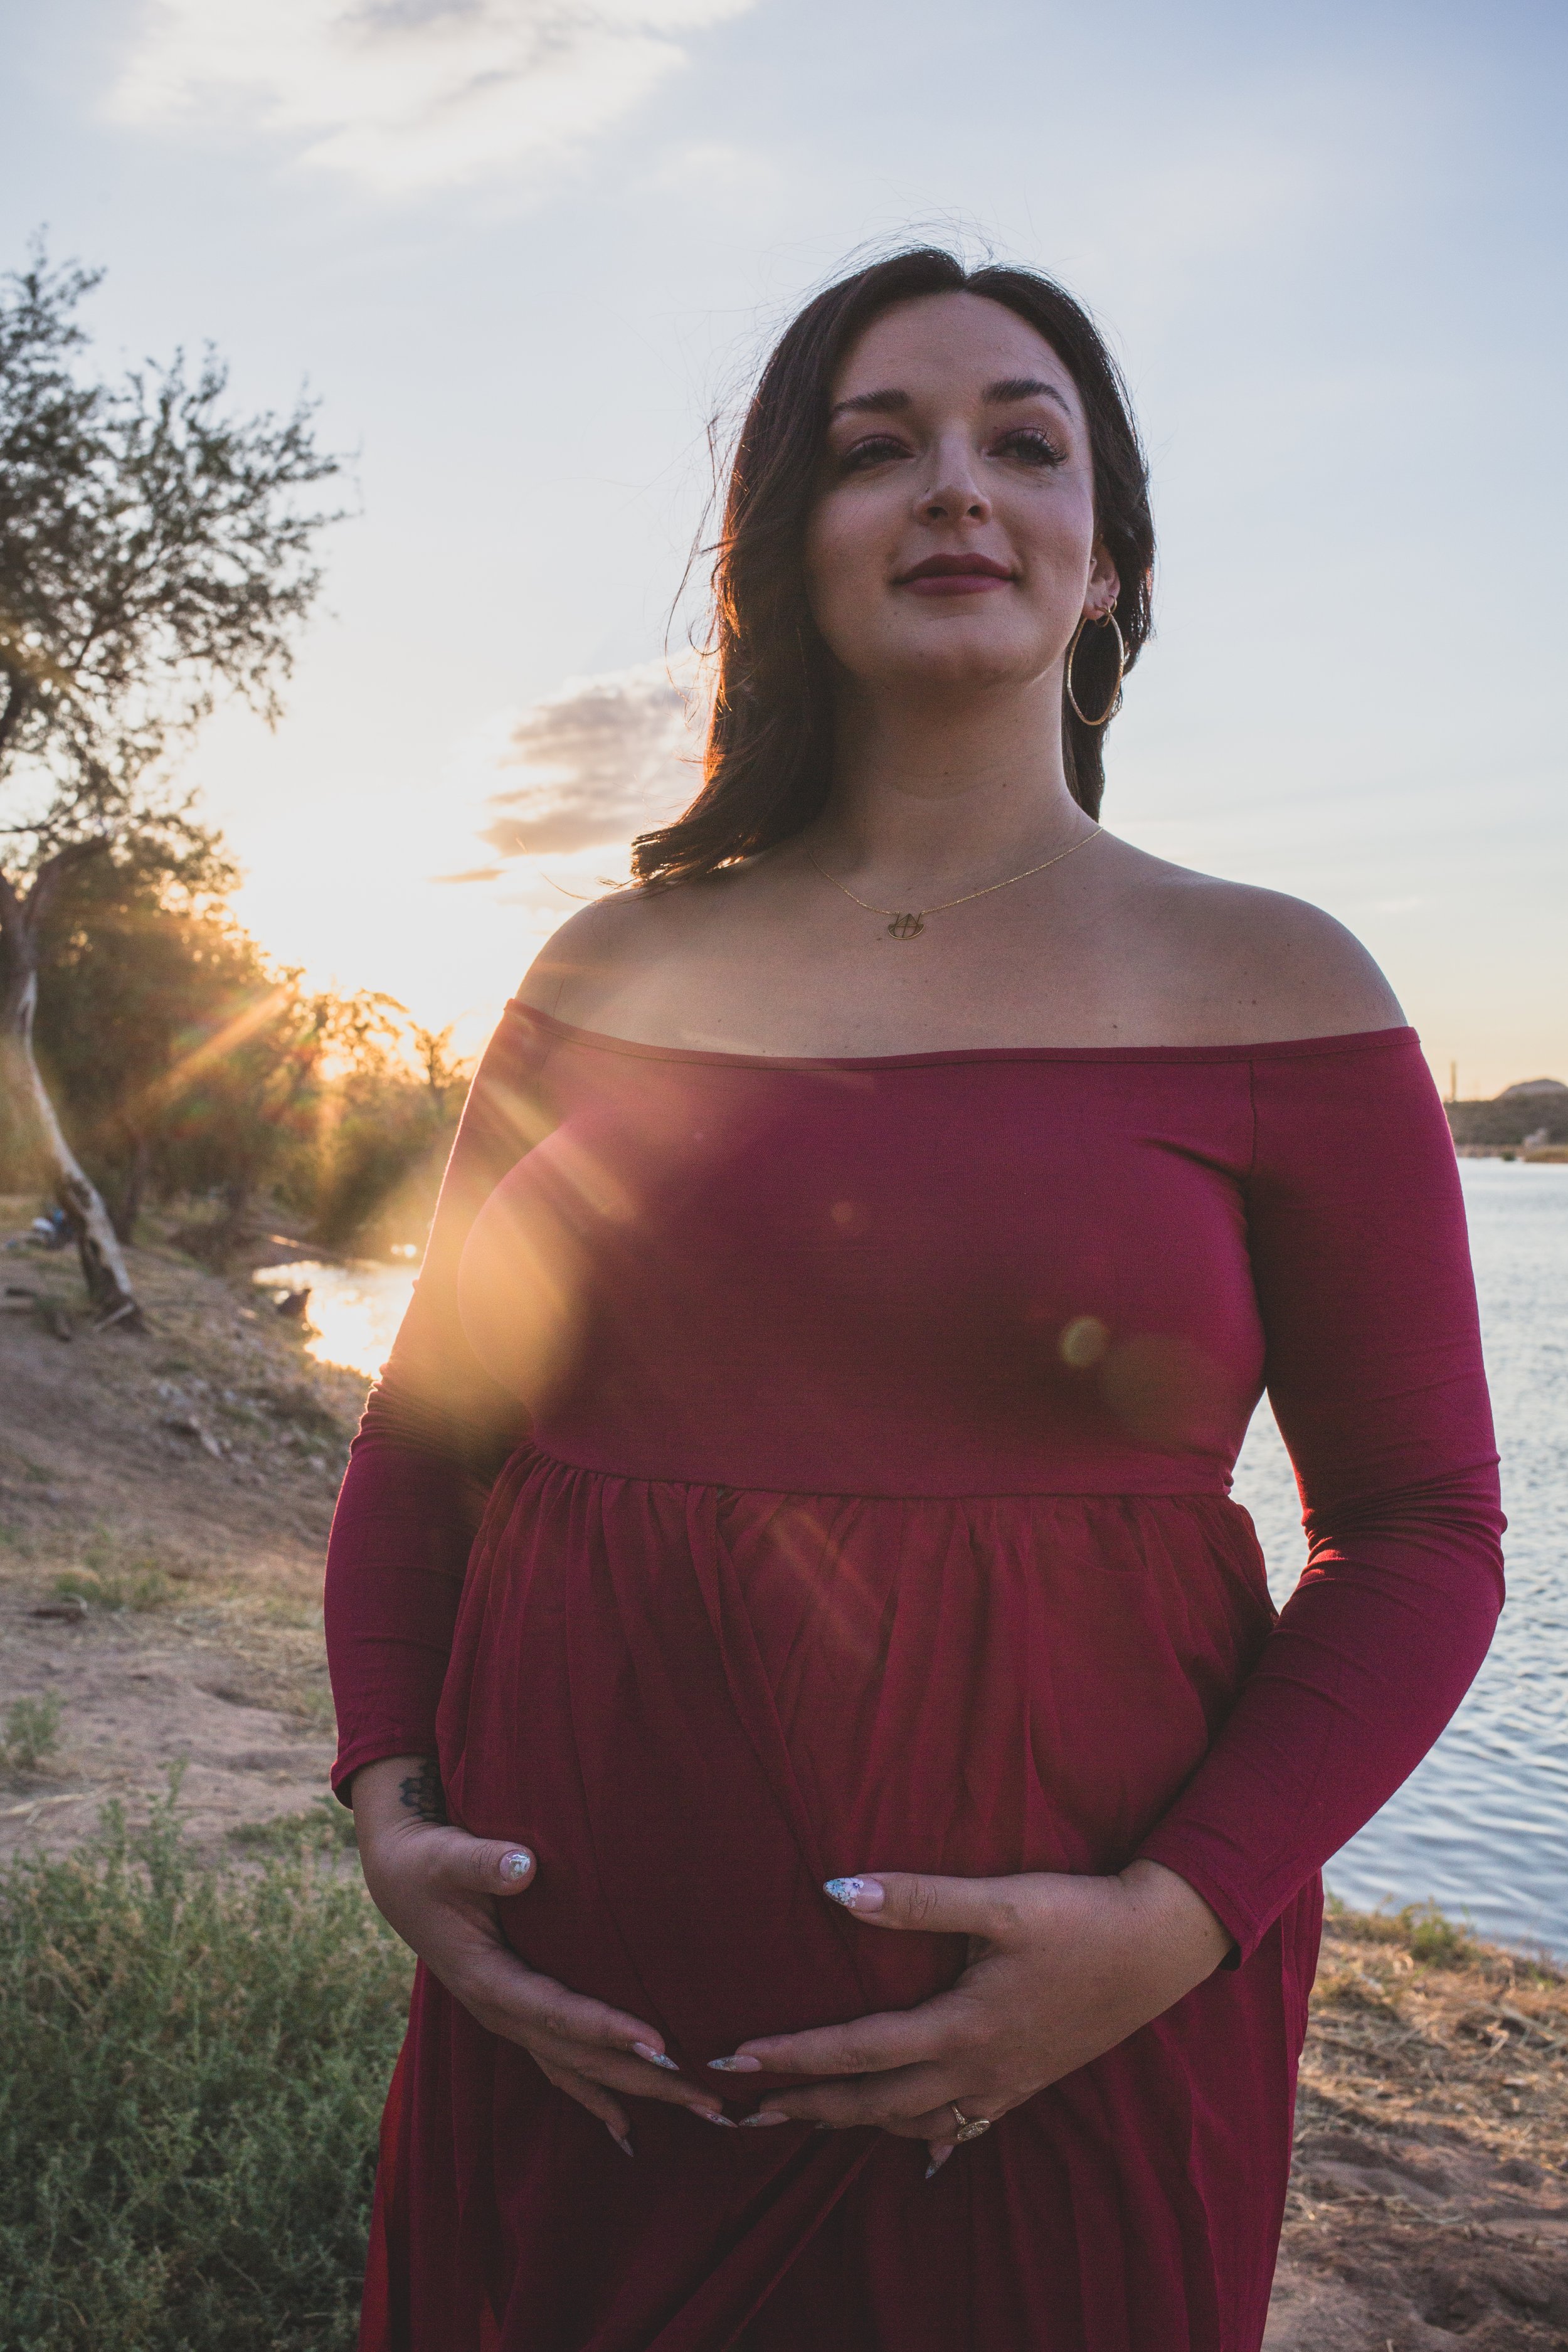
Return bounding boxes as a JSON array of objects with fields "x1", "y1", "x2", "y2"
[{"x1": 252, "y1": 1259, "x2": 415, "y2": 1380}]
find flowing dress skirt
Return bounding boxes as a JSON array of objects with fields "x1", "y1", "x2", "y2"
[{"x1": 358, "y1": 1446, "x2": 1321, "y2": 2352}]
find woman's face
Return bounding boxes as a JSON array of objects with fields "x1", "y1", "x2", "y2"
[{"x1": 804, "y1": 290, "x2": 1118, "y2": 699}]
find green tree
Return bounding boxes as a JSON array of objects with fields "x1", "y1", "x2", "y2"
[
  {"x1": 290, "y1": 1000, "x2": 469, "y2": 1254},
  {"x1": 18, "y1": 825, "x2": 253, "y2": 1237},
  {"x1": 4, "y1": 847, "x2": 471, "y2": 1265},
  {"x1": 164, "y1": 983, "x2": 367, "y2": 1264},
  {"x1": 0, "y1": 245, "x2": 344, "y2": 1322}
]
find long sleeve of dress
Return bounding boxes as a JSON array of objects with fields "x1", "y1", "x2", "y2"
[
  {"x1": 324, "y1": 1010, "x2": 547, "y2": 1794},
  {"x1": 1136, "y1": 1041, "x2": 1505, "y2": 1957}
]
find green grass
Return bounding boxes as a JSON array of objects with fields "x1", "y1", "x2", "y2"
[
  {"x1": 0, "y1": 1782, "x2": 413, "y2": 2349},
  {"x1": 230, "y1": 1797, "x2": 358, "y2": 1857},
  {"x1": 2, "y1": 1693, "x2": 62, "y2": 1775},
  {"x1": 52, "y1": 1565, "x2": 172, "y2": 1613},
  {"x1": 1396, "y1": 1899, "x2": 1482, "y2": 1968},
  {"x1": 1327, "y1": 1888, "x2": 1483, "y2": 1969}
]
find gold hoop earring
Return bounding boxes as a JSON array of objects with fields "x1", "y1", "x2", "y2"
[{"x1": 1066, "y1": 610, "x2": 1125, "y2": 728}]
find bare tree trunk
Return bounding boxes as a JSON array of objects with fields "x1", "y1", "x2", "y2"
[
  {"x1": 110, "y1": 1130, "x2": 152, "y2": 1244},
  {"x1": 0, "y1": 852, "x2": 144, "y2": 1328}
]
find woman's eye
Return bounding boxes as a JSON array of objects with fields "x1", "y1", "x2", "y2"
[
  {"x1": 838, "y1": 434, "x2": 909, "y2": 473},
  {"x1": 995, "y1": 428, "x2": 1066, "y2": 469}
]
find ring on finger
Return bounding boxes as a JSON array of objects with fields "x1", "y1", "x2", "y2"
[{"x1": 950, "y1": 2102, "x2": 992, "y2": 2144}]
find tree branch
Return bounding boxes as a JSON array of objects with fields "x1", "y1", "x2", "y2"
[
  {"x1": 0, "y1": 670, "x2": 29, "y2": 762},
  {"x1": 0, "y1": 861, "x2": 24, "y2": 953},
  {"x1": 0, "y1": 839, "x2": 105, "y2": 963}
]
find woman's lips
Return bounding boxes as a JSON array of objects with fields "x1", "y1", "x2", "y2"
[
  {"x1": 899, "y1": 572, "x2": 1012, "y2": 596},
  {"x1": 894, "y1": 557, "x2": 1017, "y2": 598}
]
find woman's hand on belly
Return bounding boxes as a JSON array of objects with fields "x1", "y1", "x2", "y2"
[
  {"x1": 351, "y1": 1755, "x2": 736, "y2": 2150},
  {"x1": 712, "y1": 1860, "x2": 1231, "y2": 2173}
]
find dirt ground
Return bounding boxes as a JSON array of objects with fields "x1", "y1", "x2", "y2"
[
  {"x1": 1268, "y1": 1921, "x2": 1568, "y2": 2347},
  {"x1": 0, "y1": 1199, "x2": 360, "y2": 1865},
  {"x1": 4, "y1": 1207, "x2": 1567, "y2": 2347}
]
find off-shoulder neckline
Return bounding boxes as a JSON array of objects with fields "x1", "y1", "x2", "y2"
[{"x1": 504, "y1": 1001, "x2": 1419, "y2": 1074}]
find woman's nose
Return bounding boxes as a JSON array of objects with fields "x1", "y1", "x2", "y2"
[{"x1": 918, "y1": 462, "x2": 990, "y2": 524}]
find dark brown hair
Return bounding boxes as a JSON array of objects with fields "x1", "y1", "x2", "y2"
[{"x1": 632, "y1": 246, "x2": 1155, "y2": 887}]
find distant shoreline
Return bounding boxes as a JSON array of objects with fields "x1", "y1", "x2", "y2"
[
  {"x1": 1454, "y1": 1145, "x2": 1568, "y2": 1163},
  {"x1": 1446, "y1": 1091, "x2": 1568, "y2": 1162}
]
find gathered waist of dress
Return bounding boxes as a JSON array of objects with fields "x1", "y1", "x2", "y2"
[{"x1": 511, "y1": 1424, "x2": 1242, "y2": 1505}]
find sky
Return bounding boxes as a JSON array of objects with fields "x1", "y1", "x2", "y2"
[{"x1": 3, "y1": 0, "x2": 1565, "y2": 1095}]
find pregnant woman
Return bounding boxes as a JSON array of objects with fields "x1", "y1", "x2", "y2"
[{"x1": 327, "y1": 247, "x2": 1503, "y2": 2351}]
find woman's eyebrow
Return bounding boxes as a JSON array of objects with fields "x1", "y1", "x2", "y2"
[
  {"x1": 827, "y1": 387, "x2": 910, "y2": 423},
  {"x1": 985, "y1": 376, "x2": 1072, "y2": 413},
  {"x1": 827, "y1": 377, "x2": 1072, "y2": 423}
]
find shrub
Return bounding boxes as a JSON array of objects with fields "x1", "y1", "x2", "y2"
[
  {"x1": 1, "y1": 1694, "x2": 62, "y2": 1775},
  {"x1": 1397, "y1": 1900, "x2": 1481, "y2": 1969},
  {"x1": 1328, "y1": 1892, "x2": 1483, "y2": 1969},
  {"x1": 230, "y1": 1798, "x2": 358, "y2": 1857},
  {"x1": 53, "y1": 1565, "x2": 172, "y2": 1614},
  {"x1": 0, "y1": 1786, "x2": 412, "y2": 2349}
]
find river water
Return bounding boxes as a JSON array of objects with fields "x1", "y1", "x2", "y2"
[{"x1": 266, "y1": 1158, "x2": 1568, "y2": 1955}]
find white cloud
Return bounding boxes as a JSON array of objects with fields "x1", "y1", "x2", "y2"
[
  {"x1": 439, "y1": 657, "x2": 706, "y2": 881},
  {"x1": 110, "y1": 0, "x2": 755, "y2": 196}
]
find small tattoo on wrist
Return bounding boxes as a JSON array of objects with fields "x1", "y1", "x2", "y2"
[{"x1": 398, "y1": 1759, "x2": 447, "y2": 1824}]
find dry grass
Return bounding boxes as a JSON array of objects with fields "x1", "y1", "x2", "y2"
[{"x1": 1269, "y1": 1905, "x2": 1568, "y2": 2346}]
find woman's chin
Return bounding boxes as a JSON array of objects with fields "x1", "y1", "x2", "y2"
[{"x1": 848, "y1": 632, "x2": 1058, "y2": 700}]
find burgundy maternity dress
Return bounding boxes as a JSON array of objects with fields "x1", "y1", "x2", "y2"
[{"x1": 326, "y1": 1007, "x2": 1503, "y2": 2352}]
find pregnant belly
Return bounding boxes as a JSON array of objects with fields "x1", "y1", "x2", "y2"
[{"x1": 436, "y1": 1454, "x2": 1273, "y2": 2076}]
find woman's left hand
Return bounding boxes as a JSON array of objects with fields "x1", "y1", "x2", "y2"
[{"x1": 715, "y1": 1860, "x2": 1232, "y2": 2175}]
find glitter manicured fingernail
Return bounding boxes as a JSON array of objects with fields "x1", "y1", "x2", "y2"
[
  {"x1": 500, "y1": 1851, "x2": 532, "y2": 1882},
  {"x1": 610, "y1": 2128, "x2": 634, "y2": 2157},
  {"x1": 824, "y1": 1876, "x2": 883, "y2": 1912},
  {"x1": 707, "y1": 2055, "x2": 761, "y2": 2073},
  {"x1": 925, "y1": 2144, "x2": 955, "y2": 2182},
  {"x1": 632, "y1": 2043, "x2": 679, "y2": 2070},
  {"x1": 739, "y1": 2111, "x2": 789, "y2": 2127},
  {"x1": 699, "y1": 2110, "x2": 738, "y2": 2127}
]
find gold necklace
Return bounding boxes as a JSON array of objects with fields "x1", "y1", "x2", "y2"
[{"x1": 806, "y1": 823, "x2": 1103, "y2": 941}]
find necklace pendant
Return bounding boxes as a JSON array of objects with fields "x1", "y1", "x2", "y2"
[{"x1": 886, "y1": 912, "x2": 925, "y2": 940}]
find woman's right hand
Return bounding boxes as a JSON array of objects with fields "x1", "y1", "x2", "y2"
[{"x1": 350, "y1": 1754, "x2": 731, "y2": 2151}]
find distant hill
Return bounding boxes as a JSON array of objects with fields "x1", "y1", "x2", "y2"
[{"x1": 1447, "y1": 1078, "x2": 1568, "y2": 1148}]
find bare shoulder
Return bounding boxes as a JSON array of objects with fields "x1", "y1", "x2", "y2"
[
  {"x1": 1111, "y1": 844, "x2": 1406, "y2": 1043},
  {"x1": 511, "y1": 883, "x2": 695, "y2": 1022}
]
